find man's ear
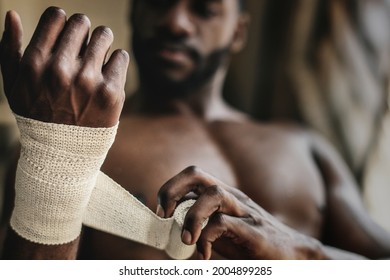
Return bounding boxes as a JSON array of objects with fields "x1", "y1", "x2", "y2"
[{"x1": 231, "y1": 13, "x2": 250, "y2": 54}]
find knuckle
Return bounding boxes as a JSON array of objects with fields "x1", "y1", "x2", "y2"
[
  {"x1": 99, "y1": 82, "x2": 115, "y2": 96},
  {"x1": 183, "y1": 165, "x2": 201, "y2": 176},
  {"x1": 162, "y1": 186, "x2": 179, "y2": 202},
  {"x1": 118, "y1": 49, "x2": 130, "y2": 61},
  {"x1": 75, "y1": 70, "x2": 97, "y2": 92},
  {"x1": 94, "y1": 26, "x2": 113, "y2": 41},
  {"x1": 199, "y1": 214, "x2": 227, "y2": 241},
  {"x1": 205, "y1": 185, "x2": 223, "y2": 200},
  {"x1": 48, "y1": 59, "x2": 73, "y2": 88},
  {"x1": 41, "y1": 7, "x2": 66, "y2": 25},
  {"x1": 98, "y1": 83, "x2": 114, "y2": 99},
  {"x1": 97, "y1": 83, "x2": 122, "y2": 108},
  {"x1": 21, "y1": 54, "x2": 42, "y2": 75},
  {"x1": 248, "y1": 214, "x2": 262, "y2": 226},
  {"x1": 44, "y1": 6, "x2": 66, "y2": 17},
  {"x1": 210, "y1": 213, "x2": 226, "y2": 229},
  {"x1": 114, "y1": 49, "x2": 130, "y2": 64},
  {"x1": 108, "y1": 49, "x2": 130, "y2": 68},
  {"x1": 49, "y1": 58, "x2": 68, "y2": 74},
  {"x1": 69, "y1": 13, "x2": 91, "y2": 28}
]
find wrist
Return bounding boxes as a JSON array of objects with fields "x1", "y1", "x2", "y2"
[
  {"x1": 10, "y1": 114, "x2": 118, "y2": 245},
  {"x1": 294, "y1": 237, "x2": 328, "y2": 260}
]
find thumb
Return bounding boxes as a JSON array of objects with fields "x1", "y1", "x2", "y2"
[{"x1": 0, "y1": 10, "x2": 23, "y2": 98}]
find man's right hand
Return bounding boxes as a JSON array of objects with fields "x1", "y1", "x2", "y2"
[{"x1": 0, "y1": 7, "x2": 129, "y2": 128}]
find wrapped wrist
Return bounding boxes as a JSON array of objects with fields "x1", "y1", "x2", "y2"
[{"x1": 10, "y1": 114, "x2": 118, "y2": 245}]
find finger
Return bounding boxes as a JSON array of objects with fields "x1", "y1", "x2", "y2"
[
  {"x1": 197, "y1": 215, "x2": 254, "y2": 260},
  {"x1": 54, "y1": 13, "x2": 90, "y2": 59},
  {"x1": 157, "y1": 166, "x2": 218, "y2": 218},
  {"x1": 196, "y1": 213, "x2": 228, "y2": 260},
  {"x1": 95, "y1": 49, "x2": 129, "y2": 121},
  {"x1": 182, "y1": 185, "x2": 247, "y2": 245},
  {"x1": 103, "y1": 49, "x2": 129, "y2": 90},
  {"x1": 82, "y1": 51, "x2": 129, "y2": 127},
  {"x1": 0, "y1": 10, "x2": 23, "y2": 96},
  {"x1": 82, "y1": 26, "x2": 113, "y2": 72},
  {"x1": 24, "y1": 7, "x2": 66, "y2": 58}
]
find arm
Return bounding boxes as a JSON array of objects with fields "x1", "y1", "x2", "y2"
[
  {"x1": 310, "y1": 131, "x2": 390, "y2": 259},
  {"x1": 1, "y1": 146, "x2": 81, "y2": 259},
  {"x1": 0, "y1": 7, "x2": 129, "y2": 259}
]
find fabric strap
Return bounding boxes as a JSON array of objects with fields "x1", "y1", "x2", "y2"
[{"x1": 10, "y1": 114, "x2": 199, "y2": 260}]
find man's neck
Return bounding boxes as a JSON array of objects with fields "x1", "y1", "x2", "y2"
[{"x1": 130, "y1": 68, "x2": 247, "y2": 122}]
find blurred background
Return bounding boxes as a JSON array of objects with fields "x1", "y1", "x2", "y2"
[{"x1": 0, "y1": 0, "x2": 389, "y2": 237}]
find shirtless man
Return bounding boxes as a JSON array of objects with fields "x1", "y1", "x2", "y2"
[{"x1": 1, "y1": 0, "x2": 390, "y2": 259}]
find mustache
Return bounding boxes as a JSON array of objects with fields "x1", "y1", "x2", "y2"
[{"x1": 137, "y1": 35, "x2": 201, "y2": 62}]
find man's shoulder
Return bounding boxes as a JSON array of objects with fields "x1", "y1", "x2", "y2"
[
  {"x1": 225, "y1": 117, "x2": 311, "y2": 137},
  {"x1": 207, "y1": 117, "x2": 321, "y2": 156}
]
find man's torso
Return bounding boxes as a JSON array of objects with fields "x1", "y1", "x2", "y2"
[{"x1": 83, "y1": 111, "x2": 326, "y2": 259}]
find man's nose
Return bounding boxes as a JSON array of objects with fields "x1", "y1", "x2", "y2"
[{"x1": 158, "y1": 1, "x2": 195, "y2": 38}]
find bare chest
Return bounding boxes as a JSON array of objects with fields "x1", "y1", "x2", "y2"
[
  {"x1": 102, "y1": 119, "x2": 325, "y2": 234},
  {"x1": 102, "y1": 118, "x2": 237, "y2": 207},
  {"x1": 89, "y1": 118, "x2": 327, "y2": 259}
]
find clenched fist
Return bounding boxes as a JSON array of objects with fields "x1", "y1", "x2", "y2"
[{"x1": 0, "y1": 7, "x2": 129, "y2": 127}]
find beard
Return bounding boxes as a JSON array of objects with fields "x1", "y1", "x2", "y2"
[{"x1": 132, "y1": 31, "x2": 231, "y2": 100}]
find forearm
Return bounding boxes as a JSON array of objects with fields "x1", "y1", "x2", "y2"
[
  {"x1": 290, "y1": 231, "x2": 366, "y2": 259},
  {"x1": 248, "y1": 200, "x2": 367, "y2": 260},
  {"x1": 321, "y1": 245, "x2": 367, "y2": 260},
  {"x1": 265, "y1": 230, "x2": 367, "y2": 260},
  {"x1": 2, "y1": 228, "x2": 80, "y2": 259}
]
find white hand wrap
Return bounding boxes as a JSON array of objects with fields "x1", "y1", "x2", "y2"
[
  {"x1": 84, "y1": 173, "x2": 197, "y2": 260},
  {"x1": 11, "y1": 115, "x2": 199, "y2": 259},
  {"x1": 11, "y1": 114, "x2": 117, "y2": 245}
]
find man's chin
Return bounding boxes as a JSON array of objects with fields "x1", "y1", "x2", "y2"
[
  {"x1": 160, "y1": 69, "x2": 193, "y2": 84},
  {"x1": 141, "y1": 75, "x2": 196, "y2": 98}
]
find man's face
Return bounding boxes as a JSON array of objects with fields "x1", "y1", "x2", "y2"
[{"x1": 131, "y1": 0, "x2": 243, "y2": 97}]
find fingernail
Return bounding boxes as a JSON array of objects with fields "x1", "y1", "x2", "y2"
[
  {"x1": 182, "y1": 229, "x2": 192, "y2": 244},
  {"x1": 156, "y1": 204, "x2": 165, "y2": 218}
]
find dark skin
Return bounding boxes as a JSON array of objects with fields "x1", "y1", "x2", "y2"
[
  {"x1": 1, "y1": 0, "x2": 390, "y2": 260},
  {"x1": 0, "y1": 7, "x2": 128, "y2": 259}
]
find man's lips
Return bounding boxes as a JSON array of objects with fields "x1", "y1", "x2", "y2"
[{"x1": 155, "y1": 45, "x2": 193, "y2": 65}]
